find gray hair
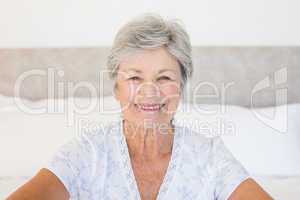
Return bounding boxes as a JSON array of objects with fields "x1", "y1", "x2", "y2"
[{"x1": 106, "y1": 13, "x2": 193, "y2": 90}]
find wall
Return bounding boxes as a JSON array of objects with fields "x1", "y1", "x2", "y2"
[{"x1": 0, "y1": 0, "x2": 299, "y2": 47}]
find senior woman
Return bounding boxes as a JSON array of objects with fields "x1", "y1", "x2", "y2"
[{"x1": 7, "y1": 14, "x2": 273, "y2": 200}]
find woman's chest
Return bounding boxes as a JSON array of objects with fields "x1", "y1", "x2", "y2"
[
  {"x1": 102, "y1": 157, "x2": 215, "y2": 200},
  {"x1": 100, "y1": 128, "x2": 215, "y2": 200},
  {"x1": 130, "y1": 157, "x2": 170, "y2": 200}
]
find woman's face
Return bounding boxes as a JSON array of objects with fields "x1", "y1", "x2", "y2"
[{"x1": 114, "y1": 47, "x2": 182, "y2": 128}]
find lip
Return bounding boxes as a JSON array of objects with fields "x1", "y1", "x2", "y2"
[{"x1": 135, "y1": 103, "x2": 165, "y2": 112}]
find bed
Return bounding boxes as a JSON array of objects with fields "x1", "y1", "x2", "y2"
[{"x1": 0, "y1": 47, "x2": 299, "y2": 199}]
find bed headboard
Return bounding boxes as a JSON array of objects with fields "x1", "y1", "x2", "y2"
[{"x1": 0, "y1": 47, "x2": 299, "y2": 107}]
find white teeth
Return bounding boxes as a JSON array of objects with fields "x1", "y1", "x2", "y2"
[
  {"x1": 142, "y1": 105, "x2": 159, "y2": 109},
  {"x1": 136, "y1": 104, "x2": 164, "y2": 111}
]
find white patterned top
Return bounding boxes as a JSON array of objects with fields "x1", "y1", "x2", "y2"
[{"x1": 45, "y1": 118, "x2": 250, "y2": 200}]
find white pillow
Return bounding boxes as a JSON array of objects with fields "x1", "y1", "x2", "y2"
[
  {"x1": 174, "y1": 103, "x2": 300, "y2": 176},
  {"x1": 0, "y1": 94, "x2": 15, "y2": 111},
  {"x1": 253, "y1": 175, "x2": 300, "y2": 200},
  {"x1": 0, "y1": 96, "x2": 121, "y2": 177}
]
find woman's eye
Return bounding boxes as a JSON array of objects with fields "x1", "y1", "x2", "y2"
[
  {"x1": 158, "y1": 76, "x2": 171, "y2": 81},
  {"x1": 129, "y1": 76, "x2": 140, "y2": 81}
]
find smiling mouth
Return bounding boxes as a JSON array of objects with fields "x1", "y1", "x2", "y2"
[{"x1": 134, "y1": 103, "x2": 166, "y2": 112}]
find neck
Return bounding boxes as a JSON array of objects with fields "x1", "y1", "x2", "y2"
[{"x1": 122, "y1": 119, "x2": 175, "y2": 161}]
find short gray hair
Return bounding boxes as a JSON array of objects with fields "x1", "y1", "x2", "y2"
[{"x1": 107, "y1": 13, "x2": 193, "y2": 89}]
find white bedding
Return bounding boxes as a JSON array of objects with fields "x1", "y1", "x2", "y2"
[
  {"x1": 253, "y1": 175, "x2": 300, "y2": 200},
  {"x1": 0, "y1": 177, "x2": 29, "y2": 199}
]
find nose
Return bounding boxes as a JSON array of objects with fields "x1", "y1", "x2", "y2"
[{"x1": 137, "y1": 81, "x2": 161, "y2": 98}]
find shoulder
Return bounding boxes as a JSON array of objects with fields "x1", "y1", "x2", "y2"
[
  {"x1": 175, "y1": 124, "x2": 251, "y2": 200},
  {"x1": 46, "y1": 120, "x2": 121, "y2": 173},
  {"x1": 44, "y1": 121, "x2": 120, "y2": 198}
]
